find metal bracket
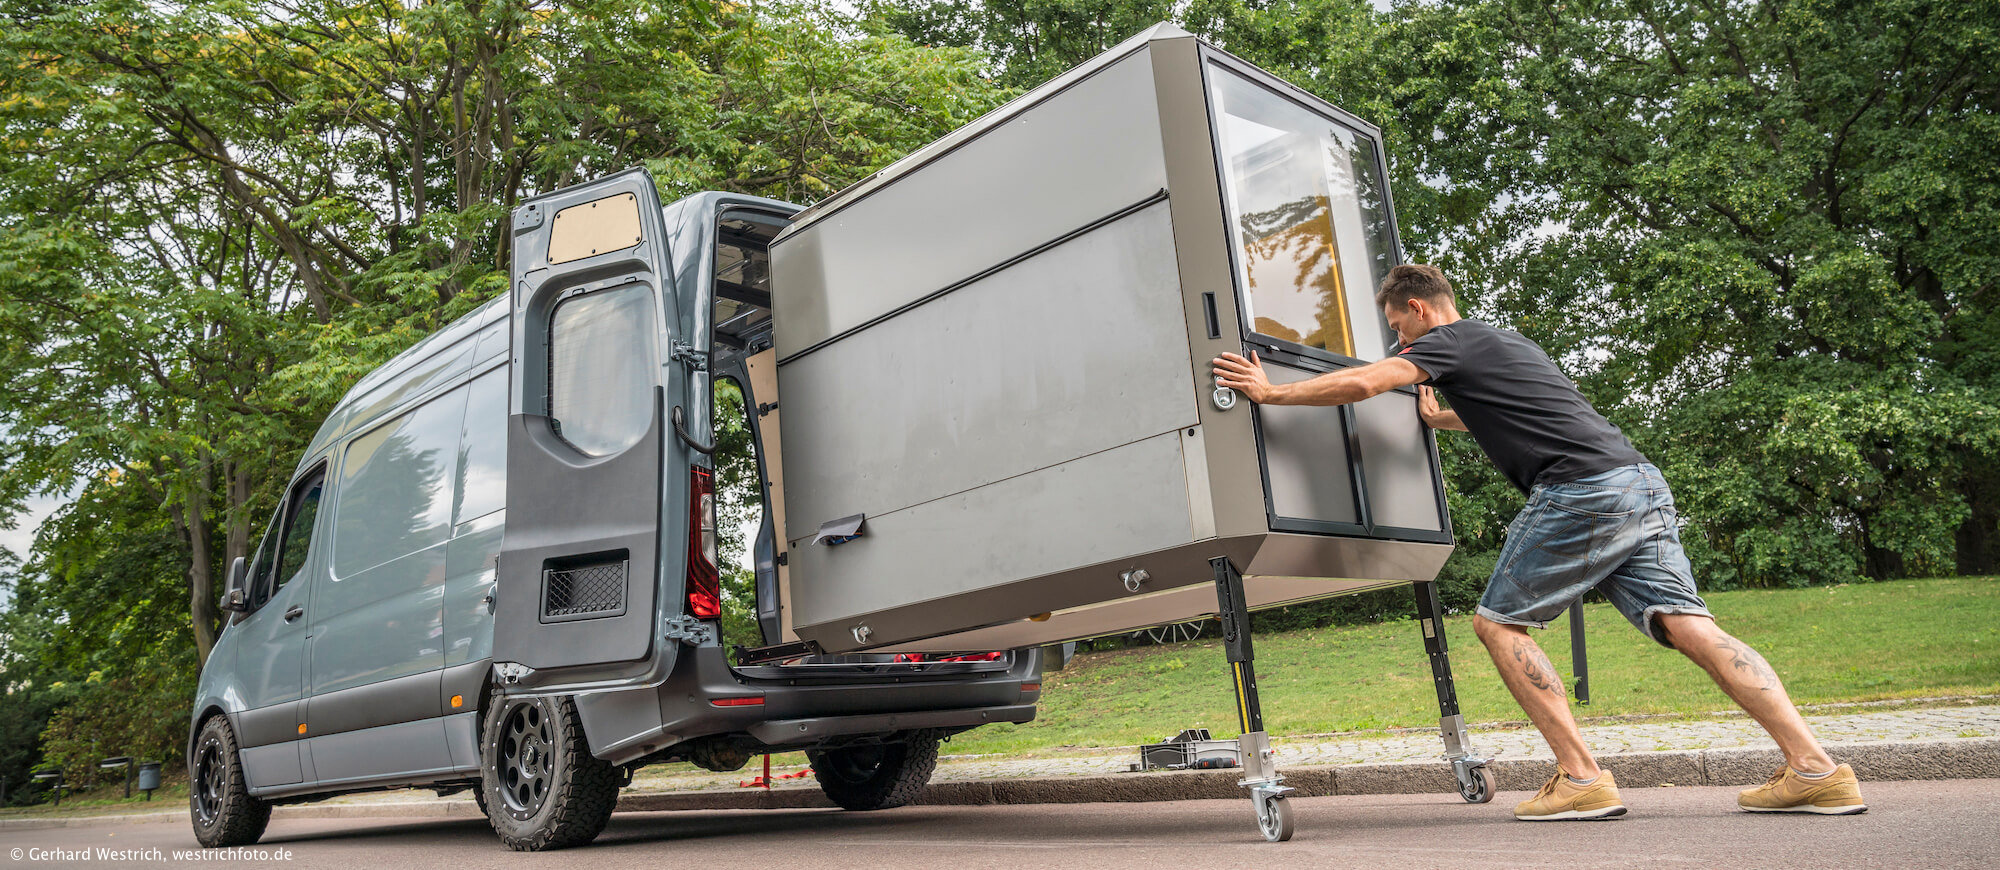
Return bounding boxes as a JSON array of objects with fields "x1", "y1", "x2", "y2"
[
  {"x1": 664, "y1": 615, "x2": 717, "y2": 646},
  {"x1": 757, "y1": 401, "x2": 779, "y2": 417},
  {"x1": 493, "y1": 662, "x2": 532, "y2": 685},
  {"x1": 734, "y1": 638, "x2": 824, "y2": 665},
  {"x1": 670, "y1": 340, "x2": 709, "y2": 372}
]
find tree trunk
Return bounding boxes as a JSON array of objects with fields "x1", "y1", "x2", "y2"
[{"x1": 1958, "y1": 449, "x2": 1999, "y2": 576}]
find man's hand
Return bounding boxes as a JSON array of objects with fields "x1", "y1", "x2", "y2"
[
  {"x1": 1417, "y1": 385, "x2": 1468, "y2": 431},
  {"x1": 1211, "y1": 351, "x2": 1274, "y2": 403},
  {"x1": 1418, "y1": 384, "x2": 1442, "y2": 418}
]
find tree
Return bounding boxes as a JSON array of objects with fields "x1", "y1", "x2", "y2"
[
  {"x1": 1385, "y1": 0, "x2": 2000, "y2": 584},
  {"x1": 0, "y1": 0, "x2": 1010, "y2": 787}
]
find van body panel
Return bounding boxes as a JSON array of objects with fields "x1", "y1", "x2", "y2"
[
  {"x1": 292, "y1": 717, "x2": 453, "y2": 789},
  {"x1": 238, "y1": 742, "x2": 304, "y2": 791},
  {"x1": 443, "y1": 514, "x2": 503, "y2": 668},
  {"x1": 302, "y1": 670, "x2": 442, "y2": 737}
]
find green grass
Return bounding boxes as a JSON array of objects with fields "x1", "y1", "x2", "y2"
[
  {"x1": 0, "y1": 782, "x2": 189, "y2": 820},
  {"x1": 946, "y1": 576, "x2": 2000, "y2": 757}
]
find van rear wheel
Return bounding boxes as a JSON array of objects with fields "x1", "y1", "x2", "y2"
[
  {"x1": 479, "y1": 695, "x2": 620, "y2": 851},
  {"x1": 189, "y1": 715, "x2": 272, "y2": 847},
  {"x1": 806, "y1": 730, "x2": 941, "y2": 811}
]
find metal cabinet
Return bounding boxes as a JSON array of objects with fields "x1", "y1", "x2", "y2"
[{"x1": 770, "y1": 23, "x2": 1452, "y2": 655}]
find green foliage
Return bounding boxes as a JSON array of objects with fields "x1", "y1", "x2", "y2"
[
  {"x1": 1380, "y1": 0, "x2": 2000, "y2": 585},
  {"x1": 0, "y1": 0, "x2": 1008, "y2": 797},
  {"x1": 38, "y1": 664, "x2": 194, "y2": 789}
]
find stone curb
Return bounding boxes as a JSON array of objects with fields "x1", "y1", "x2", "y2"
[{"x1": 4, "y1": 737, "x2": 1994, "y2": 830}]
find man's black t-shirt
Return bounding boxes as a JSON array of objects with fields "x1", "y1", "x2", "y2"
[{"x1": 1396, "y1": 319, "x2": 1647, "y2": 494}]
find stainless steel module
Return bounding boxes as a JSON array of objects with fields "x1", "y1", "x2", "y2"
[{"x1": 770, "y1": 23, "x2": 1454, "y2": 657}]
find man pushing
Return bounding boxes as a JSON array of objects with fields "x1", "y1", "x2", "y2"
[{"x1": 1210, "y1": 264, "x2": 1866, "y2": 820}]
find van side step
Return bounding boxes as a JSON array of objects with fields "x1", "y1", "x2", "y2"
[{"x1": 733, "y1": 639, "x2": 825, "y2": 665}]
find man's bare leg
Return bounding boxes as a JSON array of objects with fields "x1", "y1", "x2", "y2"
[
  {"x1": 1472, "y1": 614, "x2": 1600, "y2": 778},
  {"x1": 1656, "y1": 613, "x2": 1836, "y2": 773}
]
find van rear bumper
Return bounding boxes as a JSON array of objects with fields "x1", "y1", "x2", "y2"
[
  {"x1": 746, "y1": 704, "x2": 1036, "y2": 744},
  {"x1": 573, "y1": 641, "x2": 1041, "y2": 766}
]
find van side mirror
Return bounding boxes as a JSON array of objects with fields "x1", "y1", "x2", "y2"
[{"x1": 222, "y1": 556, "x2": 249, "y2": 612}]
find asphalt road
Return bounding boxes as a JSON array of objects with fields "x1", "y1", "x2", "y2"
[{"x1": 4, "y1": 780, "x2": 1997, "y2": 869}]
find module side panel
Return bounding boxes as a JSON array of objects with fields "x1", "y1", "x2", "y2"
[
  {"x1": 776, "y1": 200, "x2": 1197, "y2": 544},
  {"x1": 771, "y1": 49, "x2": 1170, "y2": 357},
  {"x1": 790, "y1": 430, "x2": 1195, "y2": 635},
  {"x1": 1353, "y1": 390, "x2": 1445, "y2": 532}
]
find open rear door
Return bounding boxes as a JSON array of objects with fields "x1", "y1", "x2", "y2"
[{"x1": 494, "y1": 168, "x2": 689, "y2": 694}]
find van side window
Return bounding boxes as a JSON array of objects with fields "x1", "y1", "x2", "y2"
[
  {"x1": 248, "y1": 514, "x2": 279, "y2": 609},
  {"x1": 274, "y1": 468, "x2": 325, "y2": 589},
  {"x1": 453, "y1": 368, "x2": 507, "y2": 525},
  {"x1": 548, "y1": 284, "x2": 657, "y2": 456},
  {"x1": 333, "y1": 389, "x2": 468, "y2": 577}
]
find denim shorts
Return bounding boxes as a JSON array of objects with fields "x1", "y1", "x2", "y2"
[{"x1": 1479, "y1": 462, "x2": 1713, "y2": 648}]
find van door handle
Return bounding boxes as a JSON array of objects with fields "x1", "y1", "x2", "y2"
[{"x1": 284, "y1": 605, "x2": 305, "y2": 622}]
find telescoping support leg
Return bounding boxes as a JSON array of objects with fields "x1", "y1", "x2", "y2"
[
  {"x1": 1568, "y1": 600, "x2": 1590, "y2": 705},
  {"x1": 1212, "y1": 556, "x2": 1295, "y2": 842},
  {"x1": 1413, "y1": 580, "x2": 1494, "y2": 804}
]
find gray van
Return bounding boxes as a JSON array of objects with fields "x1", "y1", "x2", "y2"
[{"x1": 187, "y1": 173, "x2": 1042, "y2": 851}]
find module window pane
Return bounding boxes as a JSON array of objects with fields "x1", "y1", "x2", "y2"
[{"x1": 1212, "y1": 68, "x2": 1398, "y2": 361}]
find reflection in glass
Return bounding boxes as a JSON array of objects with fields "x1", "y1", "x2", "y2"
[
  {"x1": 275, "y1": 475, "x2": 323, "y2": 587},
  {"x1": 1212, "y1": 68, "x2": 1399, "y2": 360},
  {"x1": 454, "y1": 369, "x2": 508, "y2": 525},
  {"x1": 549, "y1": 285, "x2": 657, "y2": 456},
  {"x1": 334, "y1": 389, "x2": 466, "y2": 577}
]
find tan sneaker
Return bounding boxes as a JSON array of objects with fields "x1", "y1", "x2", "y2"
[
  {"x1": 1738, "y1": 764, "x2": 1867, "y2": 815},
  {"x1": 1514, "y1": 766, "x2": 1627, "y2": 821}
]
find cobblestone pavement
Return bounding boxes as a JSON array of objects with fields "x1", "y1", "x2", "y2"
[{"x1": 622, "y1": 697, "x2": 2000, "y2": 794}]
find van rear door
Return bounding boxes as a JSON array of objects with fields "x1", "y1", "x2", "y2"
[{"x1": 493, "y1": 168, "x2": 691, "y2": 694}]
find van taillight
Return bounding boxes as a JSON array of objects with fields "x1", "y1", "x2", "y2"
[{"x1": 688, "y1": 466, "x2": 721, "y2": 619}]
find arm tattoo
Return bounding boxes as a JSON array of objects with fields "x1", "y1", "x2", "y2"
[
  {"x1": 1717, "y1": 637, "x2": 1781, "y2": 692},
  {"x1": 1511, "y1": 636, "x2": 1565, "y2": 696}
]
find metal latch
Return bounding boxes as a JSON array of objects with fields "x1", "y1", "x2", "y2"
[
  {"x1": 493, "y1": 662, "x2": 532, "y2": 685},
  {"x1": 670, "y1": 340, "x2": 709, "y2": 372},
  {"x1": 664, "y1": 615, "x2": 717, "y2": 646}
]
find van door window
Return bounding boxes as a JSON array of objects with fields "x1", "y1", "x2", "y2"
[
  {"x1": 547, "y1": 285, "x2": 658, "y2": 456},
  {"x1": 274, "y1": 468, "x2": 325, "y2": 589},
  {"x1": 248, "y1": 515, "x2": 280, "y2": 610}
]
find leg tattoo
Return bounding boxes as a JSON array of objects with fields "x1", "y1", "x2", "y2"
[
  {"x1": 1512, "y1": 636, "x2": 1565, "y2": 696},
  {"x1": 1717, "y1": 637, "x2": 1780, "y2": 692}
]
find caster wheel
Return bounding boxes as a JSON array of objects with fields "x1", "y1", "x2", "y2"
[
  {"x1": 1458, "y1": 766, "x2": 1495, "y2": 804},
  {"x1": 1257, "y1": 796, "x2": 1295, "y2": 842}
]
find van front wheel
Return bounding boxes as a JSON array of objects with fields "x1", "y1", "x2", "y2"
[
  {"x1": 806, "y1": 730, "x2": 941, "y2": 811},
  {"x1": 479, "y1": 695, "x2": 620, "y2": 851},
  {"x1": 188, "y1": 715, "x2": 272, "y2": 848}
]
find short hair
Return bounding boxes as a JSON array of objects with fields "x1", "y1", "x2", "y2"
[{"x1": 1375, "y1": 264, "x2": 1456, "y2": 311}]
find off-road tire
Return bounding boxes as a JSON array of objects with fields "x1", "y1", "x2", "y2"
[
  {"x1": 479, "y1": 695, "x2": 620, "y2": 851},
  {"x1": 189, "y1": 715, "x2": 273, "y2": 848},
  {"x1": 806, "y1": 730, "x2": 941, "y2": 811}
]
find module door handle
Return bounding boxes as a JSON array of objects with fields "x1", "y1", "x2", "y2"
[{"x1": 284, "y1": 605, "x2": 305, "y2": 623}]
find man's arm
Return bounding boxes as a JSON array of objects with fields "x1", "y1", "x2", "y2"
[
  {"x1": 1418, "y1": 385, "x2": 1468, "y2": 431},
  {"x1": 1211, "y1": 351, "x2": 1429, "y2": 407}
]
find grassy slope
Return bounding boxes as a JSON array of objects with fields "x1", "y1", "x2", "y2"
[{"x1": 948, "y1": 576, "x2": 2000, "y2": 757}]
